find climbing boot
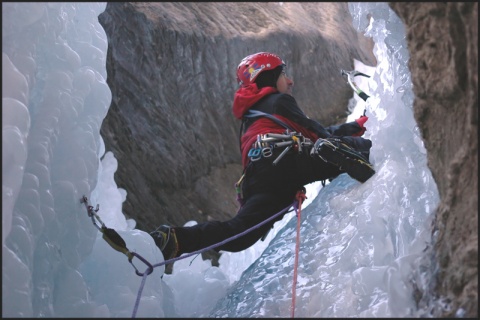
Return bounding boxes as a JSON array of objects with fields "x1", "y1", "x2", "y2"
[
  {"x1": 312, "y1": 137, "x2": 375, "y2": 183},
  {"x1": 150, "y1": 225, "x2": 179, "y2": 274}
]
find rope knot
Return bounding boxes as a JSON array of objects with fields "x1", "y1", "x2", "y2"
[{"x1": 295, "y1": 188, "x2": 307, "y2": 205}]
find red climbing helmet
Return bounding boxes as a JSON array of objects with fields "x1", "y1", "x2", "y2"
[{"x1": 236, "y1": 52, "x2": 286, "y2": 87}]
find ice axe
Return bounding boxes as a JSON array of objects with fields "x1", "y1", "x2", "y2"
[{"x1": 341, "y1": 69, "x2": 371, "y2": 102}]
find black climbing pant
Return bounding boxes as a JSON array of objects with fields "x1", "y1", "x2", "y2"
[{"x1": 173, "y1": 146, "x2": 343, "y2": 255}]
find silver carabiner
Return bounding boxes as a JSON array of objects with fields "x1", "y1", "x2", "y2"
[{"x1": 262, "y1": 147, "x2": 273, "y2": 158}]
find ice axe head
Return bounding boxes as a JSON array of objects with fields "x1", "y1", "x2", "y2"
[{"x1": 340, "y1": 69, "x2": 370, "y2": 102}]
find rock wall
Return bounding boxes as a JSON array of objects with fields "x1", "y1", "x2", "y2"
[
  {"x1": 390, "y1": 2, "x2": 478, "y2": 318},
  {"x1": 98, "y1": 2, "x2": 477, "y2": 317},
  {"x1": 98, "y1": 2, "x2": 376, "y2": 231}
]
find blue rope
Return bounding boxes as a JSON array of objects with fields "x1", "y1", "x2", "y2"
[
  {"x1": 131, "y1": 198, "x2": 300, "y2": 318},
  {"x1": 132, "y1": 271, "x2": 149, "y2": 317}
]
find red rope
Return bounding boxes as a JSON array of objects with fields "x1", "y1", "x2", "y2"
[{"x1": 291, "y1": 190, "x2": 306, "y2": 318}]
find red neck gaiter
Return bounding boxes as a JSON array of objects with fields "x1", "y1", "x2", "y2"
[{"x1": 232, "y1": 84, "x2": 277, "y2": 119}]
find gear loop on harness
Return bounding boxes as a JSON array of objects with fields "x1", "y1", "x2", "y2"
[{"x1": 247, "y1": 131, "x2": 313, "y2": 164}]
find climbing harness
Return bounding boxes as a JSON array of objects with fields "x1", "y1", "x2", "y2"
[
  {"x1": 238, "y1": 109, "x2": 295, "y2": 156},
  {"x1": 248, "y1": 131, "x2": 313, "y2": 164},
  {"x1": 242, "y1": 109, "x2": 307, "y2": 164},
  {"x1": 235, "y1": 130, "x2": 313, "y2": 207},
  {"x1": 235, "y1": 109, "x2": 315, "y2": 206}
]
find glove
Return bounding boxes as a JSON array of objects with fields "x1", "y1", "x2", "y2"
[
  {"x1": 339, "y1": 136, "x2": 372, "y2": 161},
  {"x1": 311, "y1": 136, "x2": 375, "y2": 183},
  {"x1": 352, "y1": 115, "x2": 368, "y2": 137}
]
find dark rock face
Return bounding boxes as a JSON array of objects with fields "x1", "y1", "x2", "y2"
[
  {"x1": 98, "y1": 2, "x2": 477, "y2": 317},
  {"x1": 390, "y1": 2, "x2": 478, "y2": 318},
  {"x1": 98, "y1": 2, "x2": 376, "y2": 231}
]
